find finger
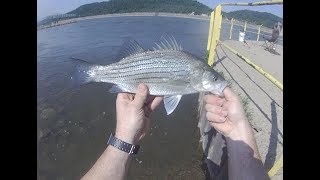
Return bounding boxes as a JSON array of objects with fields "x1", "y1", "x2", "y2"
[
  {"x1": 204, "y1": 94, "x2": 225, "y2": 106},
  {"x1": 205, "y1": 104, "x2": 228, "y2": 116},
  {"x1": 117, "y1": 93, "x2": 133, "y2": 101},
  {"x1": 133, "y1": 83, "x2": 149, "y2": 107},
  {"x1": 223, "y1": 87, "x2": 238, "y2": 102},
  {"x1": 149, "y1": 96, "x2": 163, "y2": 111},
  {"x1": 208, "y1": 122, "x2": 223, "y2": 134},
  {"x1": 206, "y1": 112, "x2": 227, "y2": 123}
]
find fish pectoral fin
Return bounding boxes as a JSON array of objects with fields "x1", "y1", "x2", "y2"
[
  {"x1": 109, "y1": 85, "x2": 125, "y2": 93},
  {"x1": 164, "y1": 95, "x2": 182, "y2": 115}
]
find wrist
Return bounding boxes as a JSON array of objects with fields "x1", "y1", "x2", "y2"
[
  {"x1": 226, "y1": 120, "x2": 262, "y2": 160},
  {"x1": 107, "y1": 144, "x2": 131, "y2": 158},
  {"x1": 107, "y1": 133, "x2": 141, "y2": 155},
  {"x1": 227, "y1": 119, "x2": 252, "y2": 141}
]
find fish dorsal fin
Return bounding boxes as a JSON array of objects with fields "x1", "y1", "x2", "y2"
[
  {"x1": 118, "y1": 39, "x2": 145, "y2": 61},
  {"x1": 152, "y1": 35, "x2": 183, "y2": 51},
  {"x1": 164, "y1": 95, "x2": 182, "y2": 115}
]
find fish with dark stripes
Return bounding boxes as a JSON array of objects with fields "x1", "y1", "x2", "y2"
[{"x1": 72, "y1": 35, "x2": 228, "y2": 115}]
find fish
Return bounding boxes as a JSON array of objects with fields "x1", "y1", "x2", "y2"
[{"x1": 72, "y1": 35, "x2": 228, "y2": 115}]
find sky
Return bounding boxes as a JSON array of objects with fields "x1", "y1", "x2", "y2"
[
  {"x1": 197, "y1": 0, "x2": 283, "y2": 17},
  {"x1": 37, "y1": 0, "x2": 106, "y2": 20},
  {"x1": 37, "y1": 0, "x2": 283, "y2": 21}
]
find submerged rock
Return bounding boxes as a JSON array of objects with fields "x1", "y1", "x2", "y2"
[{"x1": 40, "y1": 107, "x2": 57, "y2": 121}]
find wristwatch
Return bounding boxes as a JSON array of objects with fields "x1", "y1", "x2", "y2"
[{"x1": 107, "y1": 133, "x2": 140, "y2": 155}]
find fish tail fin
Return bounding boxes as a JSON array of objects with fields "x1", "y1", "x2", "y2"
[
  {"x1": 70, "y1": 57, "x2": 95, "y2": 87},
  {"x1": 73, "y1": 64, "x2": 93, "y2": 85}
]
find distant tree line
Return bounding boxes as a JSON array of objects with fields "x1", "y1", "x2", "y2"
[
  {"x1": 223, "y1": 10, "x2": 283, "y2": 28},
  {"x1": 38, "y1": 0, "x2": 282, "y2": 29},
  {"x1": 67, "y1": 0, "x2": 212, "y2": 16}
]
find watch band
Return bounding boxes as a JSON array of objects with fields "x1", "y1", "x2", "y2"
[{"x1": 107, "y1": 133, "x2": 140, "y2": 155}]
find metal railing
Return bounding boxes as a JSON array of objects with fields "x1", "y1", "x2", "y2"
[{"x1": 225, "y1": 18, "x2": 283, "y2": 42}]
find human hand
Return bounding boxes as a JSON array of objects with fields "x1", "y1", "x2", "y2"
[
  {"x1": 204, "y1": 87, "x2": 249, "y2": 138},
  {"x1": 115, "y1": 83, "x2": 163, "y2": 144}
]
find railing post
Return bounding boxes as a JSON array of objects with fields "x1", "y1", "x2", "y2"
[
  {"x1": 207, "y1": 5, "x2": 222, "y2": 66},
  {"x1": 206, "y1": 11, "x2": 215, "y2": 51},
  {"x1": 229, "y1": 18, "x2": 234, "y2": 39},
  {"x1": 257, "y1": 24, "x2": 263, "y2": 41},
  {"x1": 268, "y1": 154, "x2": 283, "y2": 177}
]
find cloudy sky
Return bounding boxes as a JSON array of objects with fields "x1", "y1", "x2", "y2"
[
  {"x1": 37, "y1": 0, "x2": 283, "y2": 21},
  {"x1": 197, "y1": 0, "x2": 282, "y2": 17}
]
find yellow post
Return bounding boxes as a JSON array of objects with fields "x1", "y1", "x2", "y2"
[
  {"x1": 207, "y1": 5, "x2": 222, "y2": 66},
  {"x1": 257, "y1": 24, "x2": 263, "y2": 41},
  {"x1": 207, "y1": 11, "x2": 215, "y2": 51},
  {"x1": 268, "y1": 154, "x2": 283, "y2": 177},
  {"x1": 229, "y1": 18, "x2": 234, "y2": 39}
]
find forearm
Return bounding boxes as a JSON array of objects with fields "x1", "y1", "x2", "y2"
[
  {"x1": 227, "y1": 120, "x2": 269, "y2": 180},
  {"x1": 81, "y1": 145, "x2": 131, "y2": 180}
]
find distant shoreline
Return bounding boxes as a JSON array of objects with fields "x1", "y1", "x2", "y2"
[
  {"x1": 37, "y1": 12, "x2": 277, "y2": 37},
  {"x1": 70, "y1": 12, "x2": 210, "y2": 21},
  {"x1": 37, "y1": 12, "x2": 210, "y2": 30}
]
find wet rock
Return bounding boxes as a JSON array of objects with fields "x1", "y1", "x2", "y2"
[
  {"x1": 40, "y1": 107, "x2": 57, "y2": 121},
  {"x1": 39, "y1": 128, "x2": 52, "y2": 141},
  {"x1": 55, "y1": 119, "x2": 65, "y2": 128},
  {"x1": 57, "y1": 128, "x2": 71, "y2": 138},
  {"x1": 37, "y1": 103, "x2": 47, "y2": 112}
]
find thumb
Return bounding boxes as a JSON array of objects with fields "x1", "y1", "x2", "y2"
[
  {"x1": 223, "y1": 87, "x2": 238, "y2": 102},
  {"x1": 133, "y1": 83, "x2": 149, "y2": 107}
]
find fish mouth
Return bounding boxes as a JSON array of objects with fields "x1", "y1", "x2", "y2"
[
  {"x1": 208, "y1": 81, "x2": 228, "y2": 97},
  {"x1": 217, "y1": 81, "x2": 228, "y2": 97}
]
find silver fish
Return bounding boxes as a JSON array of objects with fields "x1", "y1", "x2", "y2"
[{"x1": 73, "y1": 35, "x2": 228, "y2": 115}]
